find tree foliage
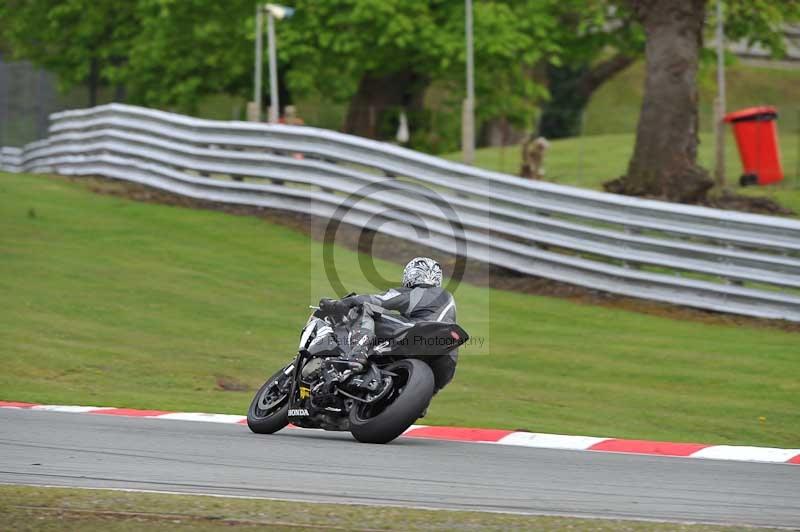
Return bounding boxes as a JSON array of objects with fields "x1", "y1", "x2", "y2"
[
  {"x1": 122, "y1": 0, "x2": 254, "y2": 111},
  {"x1": 537, "y1": 0, "x2": 644, "y2": 138},
  {"x1": 0, "y1": 0, "x2": 797, "y2": 154},
  {"x1": 278, "y1": 0, "x2": 558, "y2": 147},
  {"x1": 0, "y1": 0, "x2": 140, "y2": 105},
  {"x1": 720, "y1": 0, "x2": 800, "y2": 58},
  {"x1": 1, "y1": 0, "x2": 561, "y2": 147}
]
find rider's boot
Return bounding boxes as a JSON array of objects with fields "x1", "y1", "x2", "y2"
[{"x1": 343, "y1": 332, "x2": 372, "y2": 367}]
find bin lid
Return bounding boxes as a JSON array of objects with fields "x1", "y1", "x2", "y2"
[{"x1": 724, "y1": 106, "x2": 777, "y2": 123}]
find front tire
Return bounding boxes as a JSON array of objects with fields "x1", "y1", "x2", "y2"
[
  {"x1": 349, "y1": 359, "x2": 434, "y2": 444},
  {"x1": 247, "y1": 366, "x2": 291, "y2": 434}
]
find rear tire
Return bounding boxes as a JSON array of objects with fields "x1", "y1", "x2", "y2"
[
  {"x1": 349, "y1": 359, "x2": 434, "y2": 444},
  {"x1": 247, "y1": 366, "x2": 291, "y2": 434}
]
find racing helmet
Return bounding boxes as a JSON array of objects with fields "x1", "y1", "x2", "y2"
[{"x1": 402, "y1": 257, "x2": 442, "y2": 288}]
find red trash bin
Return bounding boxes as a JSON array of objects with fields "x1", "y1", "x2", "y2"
[{"x1": 724, "y1": 106, "x2": 783, "y2": 186}]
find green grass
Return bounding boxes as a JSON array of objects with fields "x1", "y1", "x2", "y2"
[
  {"x1": 445, "y1": 131, "x2": 800, "y2": 213},
  {"x1": 444, "y1": 60, "x2": 800, "y2": 213},
  {"x1": 447, "y1": 126, "x2": 800, "y2": 187},
  {"x1": 0, "y1": 485, "x2": 763, "y2": 532},
  {"x1": 583, "y1": 60, "x2": 800, "y2": 138},
  {"x1": 1, "y1": 172, "x2": 799, "y2": 447}
]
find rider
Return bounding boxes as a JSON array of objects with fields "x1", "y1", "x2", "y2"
[{"x1": 319, "y1": 257, "x2": 458, "y2": 392}]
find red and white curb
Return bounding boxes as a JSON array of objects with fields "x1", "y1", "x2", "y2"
[{"x1": 3, "y1": 401, "x2": 798, "y2": 465}]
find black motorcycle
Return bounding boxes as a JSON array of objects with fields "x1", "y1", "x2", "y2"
[{"x1": 247, "y1": 299, "x2": 468, "y2": 444}]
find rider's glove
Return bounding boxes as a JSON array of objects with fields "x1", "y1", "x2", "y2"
[
  {"x1": 319, "y1": 298, "x2": 337, "y2": 313},
  {"x1": 319, "y1": 298, "x2": 349, "y2": 316}
]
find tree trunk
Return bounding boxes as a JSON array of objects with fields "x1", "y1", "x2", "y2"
[
  {"x1": 538, "y1": 54, "x2": 634, "y2": 139},
  {"x1": 344, "y1": 70, "x2": 428, "y2": 140},
  {"x1": 113, "y1": 84, "x2": 126, "y2": 102},
  {"x1": 88, "y1": 56, "x2": 99, "y2": 107},
  {"x1": 604, "y1": 0, "x2": 713, "y2": 203},
  {"x1": 111, "y1": 56, "x2": 127, "y2": 102},
  {"x1": 538, "y1": 63, "x2": 590, "y2": 139}
]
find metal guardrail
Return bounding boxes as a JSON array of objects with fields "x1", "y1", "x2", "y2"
[{"x1": 3, "y1": 103, "x2": 800, "y2": 321}]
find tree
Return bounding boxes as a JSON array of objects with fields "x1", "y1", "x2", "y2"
[
  {"x1": 121, "y1": 0, "x2": 255, "y2": 112},
  {"x1": 278, "y1": 0, "x2": 557, "y2": 146},
  {"x1": 538, "y1": 0, "x2": 644, "y2": 139},
  {"x1": 2, "y1": 0, "x2": 558, "y2": 150},
  {"x1": 0, "y1": 0, "x2": 140, "y2": 106},
  {"x1": 1, "y1": 0, "x2": 259, "y2": 113},
  {"x1": 279, "y1": 0, "x2": 445, "y2": 139},
  {"x1": 605, "y1": 0, "x2": 800, "y2": 203},
  {"x1": 604, "y1": 0, "x2": 711, "y2": 202}
]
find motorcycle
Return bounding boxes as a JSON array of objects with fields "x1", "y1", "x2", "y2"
[{"x1": 247, "y1": 299, "x2": 469, "y2": 444}]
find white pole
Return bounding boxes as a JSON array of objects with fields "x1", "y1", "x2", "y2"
[
  {"x1": 267, "y1": 11, "x2": 280, "y2": 124},
  {"x1": 462, "y1": 0, "x2": 475, "y2": 164},
  {"x1": 714, "y1": 0, "x2": 726, "y2": 186},
  {"x1": 254, "y1": 4, "x2": 263, "y2": 122}
]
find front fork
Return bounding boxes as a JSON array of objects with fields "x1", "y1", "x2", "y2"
[{"x1": 286, "y1": 350, "x2": 310, "y2": 412}]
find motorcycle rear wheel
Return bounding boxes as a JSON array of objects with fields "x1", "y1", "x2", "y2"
[
  {"x1": 247, "y1": 366, "x2": 291, "y2": 434},
  {"x1": 349, "y1": 359, "x2": 434, "y2": 444}
]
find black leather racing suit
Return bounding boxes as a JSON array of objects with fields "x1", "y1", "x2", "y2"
[{"x1": 340, "y1": 285, "x2": 457, "y2": 392}]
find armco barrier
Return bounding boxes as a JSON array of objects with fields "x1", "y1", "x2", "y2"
[{"x1": 3, "y1": 103, "x2": 800, "y2": 321}]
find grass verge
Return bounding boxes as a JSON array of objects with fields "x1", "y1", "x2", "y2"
[
  {"x1": 0, "y1": 485, "x2": 777, "y2": 532},
  {"x1": 443, "y1": 61, "x2": 800, "y2": 214},
  {"x1": 1, "y1": 172, "x2": 799, "y2": 447},
  {"x1": 443, "y1": 131, "x2": 800, "y2": 214}
]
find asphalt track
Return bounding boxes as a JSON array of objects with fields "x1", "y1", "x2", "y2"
[{"x1": 1, "y1": 409, "x2": 798, "y2": 528}]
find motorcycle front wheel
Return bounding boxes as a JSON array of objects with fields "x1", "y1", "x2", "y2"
[
  {"x1": 247, "y1": 365, "x2": 291, "y2": 434},
  {"x1": 349, "y1": 359, "x2": 434, "y2": 444}
]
